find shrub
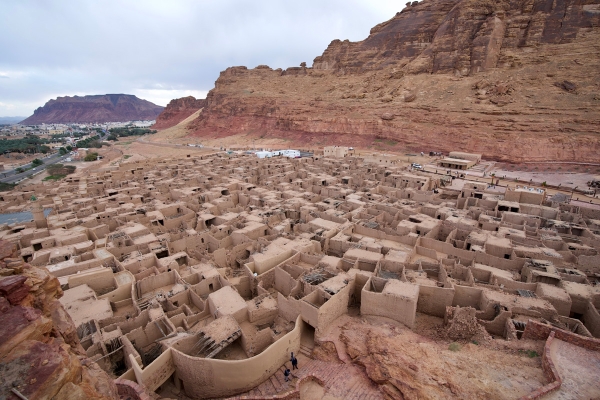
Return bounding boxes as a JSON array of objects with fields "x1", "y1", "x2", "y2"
[
  {"x1": 84, "y1": 152, "x2": 98, "y2": 162},
  {"x1": 47, "y1": 163, "x2": 76, "y2": 176},
  {"x1": 31, "y1": 158, "x2": 44, "y2": 166},
  {"x1": 518, "y1": 349, "x2": 539, "y2": 358},
  {"x1": 43, "y1": 175, "x2": 66, "y2": 181}
]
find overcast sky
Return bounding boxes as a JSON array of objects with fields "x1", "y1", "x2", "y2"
[{"x1": 0, "y1": 0, "x2": 404, "y2": 117}]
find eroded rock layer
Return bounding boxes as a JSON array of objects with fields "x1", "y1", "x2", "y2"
[
  {"x1": 189, "y1": 0, "x2": 600, "y2": 162},
  {"x1": 0, "y1": 241, "x2": 119, "y2": 400},
  {"x1": 153, "y1": 96, "x2": 207, "y2": 130}
]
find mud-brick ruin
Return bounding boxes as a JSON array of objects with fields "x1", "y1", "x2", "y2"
[{"x1": 1, "y1": 153, "x2": 600, "y2": 399}]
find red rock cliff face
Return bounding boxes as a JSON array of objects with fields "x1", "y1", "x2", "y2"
[
  {"x1": 190, "y1": 0, "x2": 600, "y2": 162},
  {"x1": 20, "y1": 94, "x2": 164, "y2": 124},
  {"x1": 152, "y1": 96, "x2": 206, "y2": 130},
  {"x1": 0, "y1": 241, "x2": 120, "y2": 400}
]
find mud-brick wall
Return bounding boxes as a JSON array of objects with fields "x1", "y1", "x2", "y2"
[
  {"x1": 171, "y1": 316, "x2": 305, "y2": 398},
  {"x1": 584, "y1": 300, "x2": 600, "y2": 338},
  {"x1": 361, "y1": 285, "x2": 418, "y2": 328},
  {"x1": 278, "y1": 292, "x2": 302, "y2": 323},
  {"x1": 316, "y1": 283, "x2": 351, "y2": 335},
  {"x1": 417, "y1": 285, "x2": 454, "y2": 318},
  {"x1": 452, "y1": 285, "x2": 483, "y2": 308}
]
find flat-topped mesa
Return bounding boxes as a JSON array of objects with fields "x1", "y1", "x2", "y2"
[
  {"x1": 153, "y1": 96, "x2": 207, "y2": 130},
  {"x1": 20, "y1": 94, "x2": 164, "y2": 125}
]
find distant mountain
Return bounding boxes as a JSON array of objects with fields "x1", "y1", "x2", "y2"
[
  {"x1": 0, "y1": 116, "x2": 26, "y2": 125},
  {"x1": 20, "y1": 94, "x2": 164, "y2": 124},
  {"x1": 153, "y1": 96, "x2": 206, "y2": 130}
]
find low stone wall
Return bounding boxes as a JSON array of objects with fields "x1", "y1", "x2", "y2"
[
  {"x1": 522, "y1": 319, "x2": 600, "y2": 351},
  {"x1": 115, "y1": 379, "x2": 154, "y2": 400},
  {"x1": 520, "y1": 320, "x2": 600, "y2": 399},
  {"x1": 519, "y1": 331, "x2": 561, "y2": 400}
]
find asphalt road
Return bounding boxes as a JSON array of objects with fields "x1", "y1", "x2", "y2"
[{"x1": 0, "y1": 152, "x2": 72, "y2": 184}]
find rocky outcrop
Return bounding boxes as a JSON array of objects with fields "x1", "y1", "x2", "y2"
[
  {"x1": 20, "y1": 94, "x2": 164, "y2": 124},
  {"x1": 314, "y1": 0, "x2": 600, "y2": 76},
  {"x1": 152, "y1": 96, "x2": 206, "y2": 130},
  {"x1": 0, "y1": 241, "x2": 120, "y2": 400},
  {"x1": 188, "y1": 0, "x2": 600, "y2": 162}
]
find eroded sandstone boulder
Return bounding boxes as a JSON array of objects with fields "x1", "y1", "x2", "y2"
[{"x1": 0, "y1": 240, "x2": 119, "y2": 400}]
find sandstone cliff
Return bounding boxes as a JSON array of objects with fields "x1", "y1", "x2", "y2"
[
  {"x1": 0, "y1": 241, "x2": 120, "y2": 400},
  {"x1": 189, "y1": 0, "x2": 600, "y2": 162},
  {"x1": 152, "y1": 96, "x2": 206, "y2": 130},
  {"x1": 20, "y1": 94, "x2": 164, "y2": 124}
]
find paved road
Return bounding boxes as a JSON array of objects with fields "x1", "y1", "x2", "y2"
[
  {"x1": 1, "y1": 132, "x2": 108, "y2": 185},
  {"x1": 0, "y1": 153, "x2": 72, "y2": 184}
]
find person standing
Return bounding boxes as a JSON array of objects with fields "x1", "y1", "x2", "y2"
[
  {"x1": 284, "y1": 367, "x2": 291, "y2": 382},
  {"x1": 290, "y1": 352, "x2": 298, "y2": 370}
]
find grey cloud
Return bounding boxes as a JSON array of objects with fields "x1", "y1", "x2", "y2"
[{"x1": 0, "y1": 0, "x2": 400, "y2": 116}]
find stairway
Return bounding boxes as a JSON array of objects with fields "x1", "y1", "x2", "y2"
[
  {"x1": 299, "y1": 343, "x2": 312, "y2": 357},
  {"x1": 226, "y1": 359, "x2": 384, "y2": 399}
]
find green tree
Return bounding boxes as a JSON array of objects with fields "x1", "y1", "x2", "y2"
[
  {"x1": 59, "y1": 147, "x2": 67, "y2": 155},
  {"x1": 84, "y1": 152, "x2": 98, "y2": 162},
  {"x1": 66, "y1": 145, "x2": 72, "y2": 151},
  {"x1": 31, "y1": 158, "x2": 44, "y2": 166}
]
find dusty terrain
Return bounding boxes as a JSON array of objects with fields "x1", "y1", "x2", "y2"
[
  {"x1": 312, "y1": 314, "x2": 547, "y2": 400},
  {"x1": 179, "y1": 0, "x2": 600, "y2": 162}
]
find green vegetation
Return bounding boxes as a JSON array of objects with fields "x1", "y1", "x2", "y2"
[
  {"x1": 0, "y1": 136, "x2": 51, "y2": 154},
  {"x1": 123, "y1": 155, "x2": 132, "y2": 159},
  {"x1": 518, "y1": 349, "x2": 539, "y2": 358},
  {"x1": 76, "y1": 135, "x2": 103, "y2": 149},
  {"x1": 46, "y1": 163, "x2": 76, "y2": 177},
  {"x1": 43, "y1": 174, "x2": 66, "y2": 181},
  {"x1": 448, "y1": 343, "x2": 461, "y2": 352},
  {"x1": 31, "y1": 158, "x2": 44, "y2": 167},
  {"x1": 106, "y1": 134, "x2": 118, "y2": 141},
  {"x1": 59, "y1": 147, "x2": 67, "y2": 155},
  {"x1": 109, "y1": 128, "x2": 157, "y2": 137},
  {"x1": 84, "y1": 152, "x2": 98, "y2": 162},
  {"x1": 51, "y1": 132, "x2": 87, "y2": 140},
  {"x1": 15, "y1": 167, "x2": 24, "y2": 173}
]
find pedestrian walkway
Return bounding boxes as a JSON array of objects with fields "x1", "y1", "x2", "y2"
[{"x1": 226, "y1": 359, "x2": 383, "y2": 399}]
